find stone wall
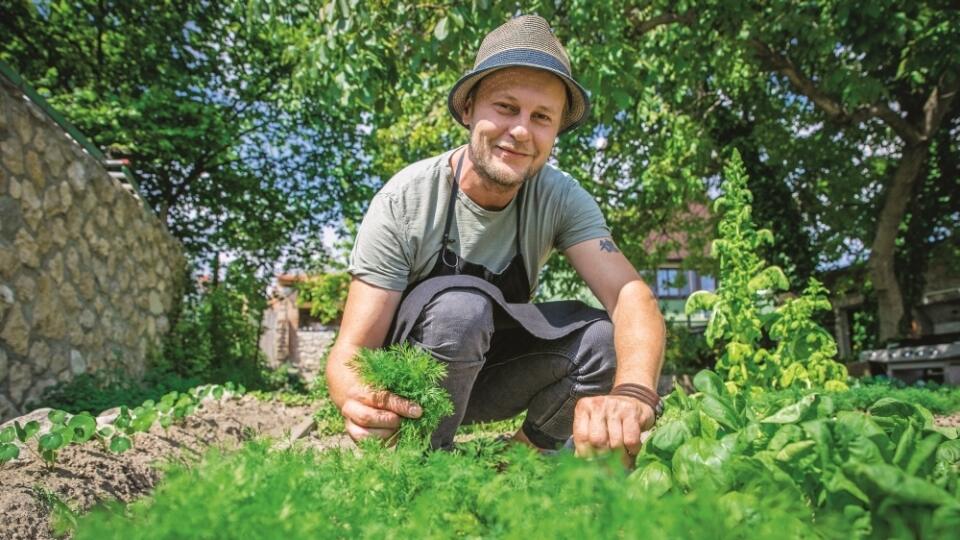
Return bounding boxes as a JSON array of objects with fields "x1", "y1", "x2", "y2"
[{"x1": 0, "y1": 75, "x2": 186, "y2": 421}]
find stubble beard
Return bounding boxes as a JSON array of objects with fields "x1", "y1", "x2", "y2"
[{"x1": 468, "y1": 135, "x2": 541, "y2": 193}]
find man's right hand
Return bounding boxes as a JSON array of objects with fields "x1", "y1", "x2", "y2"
[{"x1": 340, "y1": 386, "x2": 423, "y2": 444}]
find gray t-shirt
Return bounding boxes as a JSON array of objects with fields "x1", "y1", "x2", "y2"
[{"x1": 348, "y1": 148, "x2": 610, "y2": 295}]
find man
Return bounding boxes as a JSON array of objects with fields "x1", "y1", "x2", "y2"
[{"x1": 326, "y1": 15, "x2": 665, "y2": 461}]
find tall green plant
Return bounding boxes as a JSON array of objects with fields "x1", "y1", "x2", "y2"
[{"x1": 686, "y1": 151, "x2": 847, "y2": 392}]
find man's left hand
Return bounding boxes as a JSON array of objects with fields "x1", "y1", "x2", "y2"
[{"x1": 572, "y1": 395, "x2": 656, "y2": 467}]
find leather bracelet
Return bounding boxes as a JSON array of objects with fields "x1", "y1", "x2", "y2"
[{"x1": 610, "y1": 383, "x2": 663, "y2": 420}]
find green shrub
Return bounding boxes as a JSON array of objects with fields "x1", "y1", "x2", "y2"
[
  {"x1": 295, "y1": 271, "x2": 351, "y2": 325},
  {"x1": 157, "y1": 260, "x2": 270, "y2": 388},
  {"x1": 664, "y1": 324, "x2": 716, "y2": 375},
  {"x1": 686, "y1": 151, "x2": 847, "y2": 392}
]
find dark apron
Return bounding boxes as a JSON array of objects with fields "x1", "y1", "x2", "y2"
[{"x1": 389, "y1": 149, "x2": 607, "y2": 345}]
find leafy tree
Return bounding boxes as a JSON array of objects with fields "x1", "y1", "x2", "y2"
[
  {"x1": 0, "y1": 0, "x2": 355, "y2": 270},
  {"x1": 256, "y1": 0, "x2": 959, "y2": 344}
]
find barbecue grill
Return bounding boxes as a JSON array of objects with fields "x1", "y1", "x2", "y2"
[{"x1": 860, "y1": 341, "x2": 960, "y2": 384}]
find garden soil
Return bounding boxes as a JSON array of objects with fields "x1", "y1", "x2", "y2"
[{"x1": 0, "y1": 396, "x2": 351, "y2": 540}]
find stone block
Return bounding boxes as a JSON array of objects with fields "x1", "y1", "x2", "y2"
[
  {"x1": 1, "y1": 306, "x2": 30, "y2": 355},
  {"x1": 69, "y1": 349, "x2": 86, "y2": 374},
  {"x1": 14, "y1": 228, "x2": 39, "y2": 268},
  {"x1": 0, "y1": 196, "x2": 22, "y2": 242},
  {"x1": 49, "y1": 345, "x2": 69, "y2": 375},
  {"x1": 58, "y1": 181, "x2": 73, "y2": 212},
  {"x1": 44, "y1": 144, "x2": 65, "y2": 177},
  {"x1": 28, "y1": 341, "x2": 51, "y2": 375},
  {"x1": 7, "y1": 361, "x2": 32, "y2": 403},
  {"x1": 42, "y1": 186, "x2": 61, "y2": 215},
  {"x1": 24, "y1": 150, "x2": 43, "y2": 190},
  {"x1": 0, "y1": 135, "x2": 24, "y2": 176},
  {"x1": 0, "y1": 243, "x2": 16, "y2": 278},
  {"x1": 50, "y1": 216, "x2": 68, "y2": 247},
  {"x1": 148, "y1": 291, "x2": 164, "y2": 315},
  {"x1": 79, "y1": 309, "x2": 95, "y2": 329},
  {"x1": 8, "y1": 176, "x2": 21, "y2": 199},
  {"x1": 46, "y1": 252, "x2": 64, "y2": 284},
  {"x1": 19, "y1": 178, "x2": 40, "y2": 211},
  {"x1": 12, "y1": 108, "x2": 32, "y2": 142},
  {"x1": 67, "y1": 160, "x2": 87, "y2": 191},
  {"x1": 14, "y1": 275, "x2": 35, "y2": 302}
]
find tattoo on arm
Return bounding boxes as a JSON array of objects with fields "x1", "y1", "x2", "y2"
[{"x1": 599, "y1": 238, "x2": 620, "y2": 253}]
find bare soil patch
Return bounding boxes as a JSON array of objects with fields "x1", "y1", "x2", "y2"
[{"x1": 0, "y1": 395, "x2": 350, "y2": 540}]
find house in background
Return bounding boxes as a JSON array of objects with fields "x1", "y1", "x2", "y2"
[{"x1": 259, "y1": 274, "x2": 336, "y2": 382}]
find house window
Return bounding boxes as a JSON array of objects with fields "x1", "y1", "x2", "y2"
[
  {"x1": 698, "y1": 274, "x2": 717, "y2": 292},
  {"x1": 656, "y1": 268, "x2": 690, "y2": 298}
]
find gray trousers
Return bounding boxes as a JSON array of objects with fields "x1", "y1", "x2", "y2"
[{"x1": 406, "y1": 289, "x2": 617, "y2": 450}]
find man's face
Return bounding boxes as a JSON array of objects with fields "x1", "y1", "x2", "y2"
[{"x1": 461, "y1": 67, "x2": 567, "y2": 190}]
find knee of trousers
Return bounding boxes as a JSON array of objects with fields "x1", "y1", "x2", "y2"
[
  {"x1": 572, "y1": 318, "x2": 617, "y2": 394},
  {"x1": 413, "y1": 289, "x2": 495, "y2": 363}
]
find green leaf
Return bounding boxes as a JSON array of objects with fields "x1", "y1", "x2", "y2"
[
  {"x1": 68, "y1": 414, "x2": 97, "y2": 443},
  {"x1": 97, "y1": 426, "x2": 115, "y2": 439},
  {"x1": 0, "y1": 442, "x2": 19, "y2": 464},
  {"x1": 693, "y1": 370, "x2": 727, "y2": 398},
  {"x1": 22, "y1": 421, "x2": 40, "y2": 440},
  {"x1": 762, "y1": 394, "x2": 818, "y2": 424},
  {"x1": 671, "y1": 436, "x2": 735, "y2": 491},
  {"x1": 685, "y1": 290, "x2": 718, "y2": 315},
  {"x1": 631, "y1": 461, "x2": 673, "y2": 497},
  {"x1": 48, "y1": 410, "x2": 68, "y2": 426},
  {"x1": 433, "y1": 17, "x2": 449, "y2": 41},
  {"x1": 701, "y1": 394, "x2": 743, "y2": 431},
  {"x1": 39, "y1": 432, "x2": 65, "y2": 451},
  {"x1": 110, "y1": 436, "x2": 133, "y2": 454},
  {"x1": 0, "y1": 426, "x2": 15, "y2": 443}
]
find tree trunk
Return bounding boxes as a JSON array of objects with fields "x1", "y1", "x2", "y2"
[{"x1": 867, "y1": 143, "x2": 928, "y2": 343}]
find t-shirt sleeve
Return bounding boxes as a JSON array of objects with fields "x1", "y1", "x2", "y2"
[
  {"x1": 347, "y1": 192, "x2": 412, "y2": 291},
  {"x1": 554, "y1": 181, "x2": 611, "y2": 251}
]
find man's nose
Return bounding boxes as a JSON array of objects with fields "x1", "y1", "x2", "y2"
[{"x1": 508, "y1": 117, "x2": 531, "y2": 142}]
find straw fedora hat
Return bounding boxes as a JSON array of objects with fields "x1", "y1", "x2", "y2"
[{"x1": 447, "y1": 15, "x2": 590, "y2": 135}]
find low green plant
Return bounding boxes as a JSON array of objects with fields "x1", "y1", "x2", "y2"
[
  {"x1": 0, "y1": 383, "x2": 246, "y2": 468},
  {"x1": 350, "y1": 342, "x2": 453, "y2": 448},
  {"x1": 28, "y1": 368, "x2": 203, "y2": 416},
  {"x1": 295, "y1": 271, "x2": 351, "y2": 325},
  {"x1": 633, "y1": 370, "x2": 959, "y2": 538},
  {"x1": 686, "y1": 150, "x2": 847, "y2": 392}
]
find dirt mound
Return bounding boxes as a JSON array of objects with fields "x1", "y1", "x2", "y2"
[{"x1": 0, "y1": 395, "x2": 350, "y2": 540}]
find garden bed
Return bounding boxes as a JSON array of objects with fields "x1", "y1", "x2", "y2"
[{"x1": 0, "y1": 395, "x2": 348, "y2": 540}]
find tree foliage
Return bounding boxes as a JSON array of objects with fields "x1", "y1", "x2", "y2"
[
  {"x1": 255, "y1": 0, "x2": 959, "y2": 343},
  {"x1": 0, "y1": 0, "x2": 356, "y2": 269}
]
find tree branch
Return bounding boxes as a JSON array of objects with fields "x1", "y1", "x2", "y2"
[
  {"x1": 747, "y1": 39, "x2": 923, "y2": 144},
  {"x1": 921, "y1": 72, "x2": 960, "y2": 139},
  {"x1": 626, "y1": 9, "x2": 695, "y2": 38}
]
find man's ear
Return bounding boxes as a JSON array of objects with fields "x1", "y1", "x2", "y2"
[{"x1": 461, "y1": 97, "x2": 473, "y2": 126}]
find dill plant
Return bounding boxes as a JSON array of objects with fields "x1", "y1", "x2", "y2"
[{"x1": 350, "y1": 342, "x2": 453, "y2": 448}]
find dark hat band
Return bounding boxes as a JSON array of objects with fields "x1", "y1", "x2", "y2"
[{"x1": 474, "y1": 48, "x2": 572, "y2": 77}]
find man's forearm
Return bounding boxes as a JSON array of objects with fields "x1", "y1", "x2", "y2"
[{"x1": 610, "y1": 280, "x2": 666, "y2": 389}]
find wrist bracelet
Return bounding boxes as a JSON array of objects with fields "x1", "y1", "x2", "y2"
[{"x1": 610, "y1": 383, "x2": 663, "y2": 420}]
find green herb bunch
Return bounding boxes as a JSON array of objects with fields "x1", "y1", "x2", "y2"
[
  {"x1": 686, "y1": 150, "x2": 847, "y2": 392},
  {"x1": 350, "y1": 343, "x2": 453, "y2": 449}
]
